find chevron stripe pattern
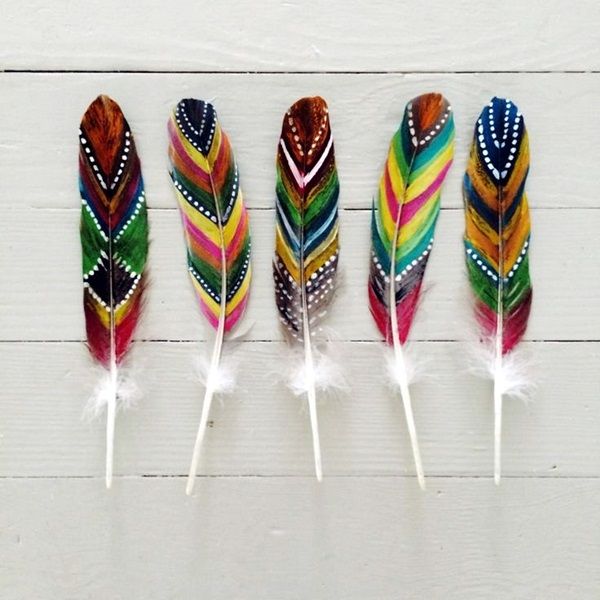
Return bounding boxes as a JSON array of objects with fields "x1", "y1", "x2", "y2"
[
  {"x1": 168, "y1": 99, "x2": 251, "y2": 332},
  {"x1": 369, "y1": 93, "x2": 455, "y2": 344},
  {"x1": 463, "y1": 97, "x2": 532, "y2": 354},
  {"x1": 273, "y1": 96, "x2": 340, "y2": 341},
  {"x1": 79, "y1": 95, "x2": 149, "y2": 367}
]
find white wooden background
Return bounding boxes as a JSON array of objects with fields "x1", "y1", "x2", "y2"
[{"x1": 1, "y1": 1, "x2": 599, "y2": 598}]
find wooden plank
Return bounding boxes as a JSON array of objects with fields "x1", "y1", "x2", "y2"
[
  {"x1": 1, "y1": 477, "x2": 599, "y2": 599},
  {"x1": 0, "y1": 73, "x2": 598, "y2": 210},
  {"x1": 1, "y1": 0, "x2": 599, "y2": 71},
  {"x1": 0, "y1": 208, "x2": 598, "y2": 342},
  {"x1": 0, "y1": 341, "x2": 598, "y2": 477}
]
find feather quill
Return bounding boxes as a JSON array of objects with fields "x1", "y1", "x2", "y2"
[
  {"x1": 463, "y1": 97, "x2": 532, "y2": 484},
  {"x1": 79, "y1": 95, "x2": 149, "y2": 489},
  {"x1": 368, "y1": 93, "x2": 455, "y2": 489},
  {"x1": 168, "y1": 99, "x2": 251, "y2": 495},
  {"x1": 273, "y1": 96, "x2": 340, "y2": 481}
]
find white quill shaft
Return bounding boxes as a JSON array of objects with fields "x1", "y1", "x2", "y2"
[
  {"x1": 106, "y1": 229, "x2": 117, "y2": 490},
  {"x1": 392, "y1": 342, "x2": 425, "y2": 490},
  {"x1": 298, "y1": 167, "x2": 322, "y2": 482},
  {"x1": 186, "y1": 175, "x2": 227, "y2": 496},
  {"x1": 389, "y1": 212, "x2": 425, "y2": 490},
  {"x1": 494, "y1": 188, "x2": 505, "y2": 486},
  {"x1": 493, "y1": 299, "x2": 504, "y2": 486},
  {"x1": 105, "y1": 356, "x2": 117, "y2": 489},
  {"x1": 185, "y1": 325, "x2": 223, "y2": 496},
  {"x1": 302, "y1": 312, "x2": 322, "y2": 482}
]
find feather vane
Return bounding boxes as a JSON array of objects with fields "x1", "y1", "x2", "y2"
[
  {"x1": 274, "y1": 96, "x2": 340, "y2": 480},
  {"x1": 79, "y1": 95, "x2": 149, "y2": 488},
  {"x1": 463, "y1": 96, "x2": 532, "y2": 484},
  {"x1": 368, "y1": 93, "x2": 455, "y2": 489},
  {"x1": 168, "y1": 99, "x2": 251, "y2": 495}
]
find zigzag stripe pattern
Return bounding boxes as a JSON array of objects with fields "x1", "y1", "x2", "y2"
[
  {"x1": 369, "y1": 93, "x2": 455, "y2": 344},
  {"x1": 464, "y1": 97, "x2": 532, "y2": 353},
  {"x1": 273, "y1": 96, "x2": 340, "y2": 341},
  {"x1": 168, "y1": 99, "x2": 251, "y2": 332},
  {"x1": 79, "y1": 95, "x2": 149, "y2": 367}
]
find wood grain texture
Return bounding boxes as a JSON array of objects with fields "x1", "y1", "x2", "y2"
[
  {"x1": 0, "y1": 73, "x2": 598, "y2": 210},
  {"x1": 1, "y1": 0, "x2": 599, "y2": 71},
  {"x1": 0, "y1": 342, "x2": 598, "y2": 478},
  {"x1": 1, "y1": 478, "x2": 599, "y2": 600},
  {"x1": 1, "y1": 2, "x2": 599, "y2": 597}
]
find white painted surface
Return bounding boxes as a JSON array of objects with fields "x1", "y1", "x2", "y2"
[
  {"x1": 2, "y1": 0, "x2": 599, "y2": 71},
  {"x1": 1, "y1": 73, "x2": 598, "y2": 211},
  {"x1": 1, "y1": 342, "x2": 599, "y2": 478},
  {"x1": 1, "y1": 2, "x2": 599, "y2": 598},
  {"x1": 2, "y1": 478, "x2": 600, "y2": 600}
]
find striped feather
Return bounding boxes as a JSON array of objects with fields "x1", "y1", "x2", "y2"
[
  {"x1": 273, "y1": 96, "x2": 340, "y2": 480},
  {"x1": 168, "y1": 99, "x2": 251, "y2": 495},
  {"x1": 169, "y1": 99, "x2": 251, "y2": 332},
  {"x1": 79, "y1": 95, "x2": 149, "y2": 488},
  {"x1": 464, "y1": 97, "x2": 532, "y2": 353},
  {"x1": 463, "y1": 96, "x2": 532, "y2": 484},
  {"x1": 368, "y1": 93, "x2": 455, "y2": 489},
  {"x1": 369, "y1": 93, "x2": 454, "y2": 343}
]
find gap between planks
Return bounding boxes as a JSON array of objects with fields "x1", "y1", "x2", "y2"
[
  {"x1": 1, "y1": 474, "x2": 598, "y2": 480},
  {"x1": 0, "y1": 340, "x2": 597, "y2": 344},
  {"x1": 3, "y1": 69, "x2": 600, "y2": 75}
]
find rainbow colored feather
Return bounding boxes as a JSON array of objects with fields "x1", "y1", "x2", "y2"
[
  {"x1": 463, "y1": 97, "x2": 532, "y2": 484},
  {"x1": 368, "y1": 93, "x2": 455, "y2": 489},
  {"x1": 273, "y1": 96, "x2": 340, "y2": 481},
  {"x1": 168, "y1": 98, "x2": 251, "y2": 495},
  {"x1": 79, "y1": 95, "x2": 149, "y2": 488}
]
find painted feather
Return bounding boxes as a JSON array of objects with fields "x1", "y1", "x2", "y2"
[
  {"x1": 274, "y1": 96, "x2": 340, "y2": 481},
  {"x1": 369, "y1": 93, "x2": 455, "y2": 489},
  {"x1": 168, "y1": 98, "x2": 251, "y2": 495},
  {"x1": 79, "y1": 95, "x2": 149, "y2": 488},
  {"x1": 463, "y1": 97, "x2": 532, "y2": 484}
]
